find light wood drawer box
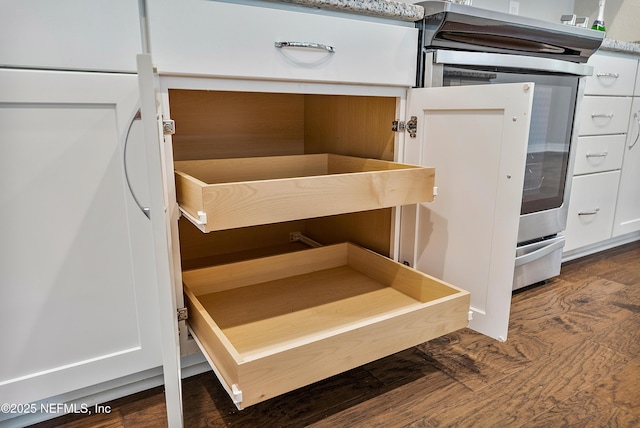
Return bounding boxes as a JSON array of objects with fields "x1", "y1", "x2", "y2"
[
  {"x1": 585, "y1": 52, "x2": 638, "y2": 96},
  {"x1": 183, "y1": 242, "x2": 470, "y2": 408},
  {"x1": 175, "y1": 154, "x2": 435, "y2": 232},
  {"x1": 579, "y1": 96, "x2": 633, "y2": 136},
  {"x1": 146, "y1": 0, "x2": 417, "y2": 86},
  {"x1": 573, "y1": 135, "x2": 626, "y2": 175}
]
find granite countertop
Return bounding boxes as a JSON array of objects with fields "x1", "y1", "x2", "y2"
[
  {"x1": 281, "y1": 0, "x2": 424, "y2": 21},
  {"x1": 600, "y1": 38, "x2": 640, "y2": 56}
]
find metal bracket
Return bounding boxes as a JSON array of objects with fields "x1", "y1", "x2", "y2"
[
  {"x1": 163, "y1": 119, "x2": 176, "y2": 135},
  {"x1": 392, "y1": 120, "x2": 406, "y2": 133},
  {"x1": 289, "y1": 231, "x2": 323, "y2": 248},
  {"x1": 179, "y1": 207, "x2": 208, "y2": 232},
  {"x1": 177, "y1": 307, "x2": 188, "y2": 322},
  {"x1": 392, "y1": 116, "x2": 418, "y2": 138}
]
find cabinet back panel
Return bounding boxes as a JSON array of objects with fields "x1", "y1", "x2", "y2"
[
  {"x1": 304, "y1": 95, "x2": 396, "y2": 161},
  {"x1": 179, "y1": 219, "x2": 308, "y2": 270},
  {"x1": 169, "y1": 90, "x2": 305, "y2": 160},
  {"x1": 173, "y1": 91, "x2": 396, "y2": 266},
  {"x1": 306, "y1": 210, "x2": 392, "y2": 257}
]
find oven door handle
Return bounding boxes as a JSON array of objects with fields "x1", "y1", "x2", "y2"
[
  {"x1": 515, "y1": 238, "x2": 565, "y2": 267},
  {"x1": 433, "y1": 50, "x2": 594, "y2": 76}
]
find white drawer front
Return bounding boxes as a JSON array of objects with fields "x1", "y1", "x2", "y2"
[
  {"x1": 0, "y1": 1, "x2": 141, "y2": 72},
  {"x1": 573, "y1": 135, "x2": 625, "y2": 175},
  {"x1": 146, "y1": 0, "x2": 418, "y2": 86},
  {"x1": 585, "y1": 52, "x2": 638, "y2": 96},
  {"x1": 579, "y1": 96, "x2": 633, "y2": 136},
  {"x1": 564, "y1": 171, "x2": 620, "y2": 252}
]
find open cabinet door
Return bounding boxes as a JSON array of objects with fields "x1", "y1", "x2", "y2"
[
  {"x1": 401, "y1": 83, "x2": 534, "y2": 341},
  {"x1": 137, "y1": 54, "x2": 184, "y2": 427}
]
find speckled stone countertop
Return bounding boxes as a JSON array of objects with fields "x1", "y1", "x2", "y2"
[
  {"x1": 281, "y1": 0, "x2": 424, "y2": 21},
  {"x1": 600, "y1": 38, "x2": 640, "y2": 56}
]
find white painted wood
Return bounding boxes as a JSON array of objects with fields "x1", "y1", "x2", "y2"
[
  {"x1": 613, "y1": 97, "x2": 640, "y2": 237},
  {"x1": 0, "y1": 0, "x2": 142, "y2": 72},
  {"x1": 573, "y1": 134, "x2": 626, "y2": 175},
  {"x1": 402, "y1": 83, "x2": 534, "y2": 342},
  {"x1": 585, "y1": 52, "x2": 639, "y2": 96},
  {"x1": 579, "y1": 96, "x2": 634, "y2": 136},
  {"x1": 145, "y1": 0, "x2": 417, "y2": 86},
  {"x1": 136, "y1": 54, "x2": 184, "y2": 428},
  {"x1": 0, "y1": 69, "x2": 161, "y2": 405},
  {"x1": 563, "y1": 171, "x2": 621, "y2": 252},
  {"x1": 635, "y1": 62, "x2": 640, "y2": 97}
]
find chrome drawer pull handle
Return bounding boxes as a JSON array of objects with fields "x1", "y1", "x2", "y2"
[
  {"x1": 578, "y1": 208, "x2": 600, "y2": 216},
  {"x1": 275, "y1": 41, "x2": 335, "y2": 53},
  {"x1": 596, "y1": 72, "x2": 620, "y2": 78},
  {"x1": 591, "y1": 113, "x2": 614, "y2": 118},
  {"x1": 586, "y1": 151, "x2": 608, "y2": 158},
  {"x1": 631, "y1": 112, "x2": 639, "y2": 149}
]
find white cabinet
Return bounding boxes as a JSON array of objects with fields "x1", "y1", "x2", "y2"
[
  {"x1": 584, "y1": 51, "x2": 638, "y2": 96},
  {"x1": 0, "y1": 69, "x2": 162, "y2": 407},
  {"x1": 401, "y1": 83, "x2": 533, "y2": 342},
  {"x1": 565, "y1": 171, "x2": 621, "y2": 250},
  {"x1": 563, "y1": 51, "x2": 639, "y2": 254},
  {"x1": 137, "y1": 57, "x2": 533, "y2": 414},
  {"x1": 0, "y1": 0, "x2": 143, "y2": 72},
  {"x1": 613, "y1": 98, "x2": 640, "y2": 236},
  {"x1": 145, "y1": 0, "x2": 417, "y2": 86},
  {"x1": 578, "y1": 96, "x2": 633, "y2": 136}
]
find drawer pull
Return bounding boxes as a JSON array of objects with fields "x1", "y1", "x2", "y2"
[
  {"x1": 586, "y1": 151, "x2": 608, "y2": 158},
  {"x1": 591, "y1": 113, "x2": 614, "y2": 118},
  {"x1": 275, "y1": 41, "x2": 335, "y2": 53},
  {"x1": 124, "y1": 108, "x2": 151, "y2": 220},
  {"x1": 631, "y1": 112, "x2": 639, "y2": 149},
  {"x1": 578, "y1": 208, "x2": 600, "y2": 216},
  {"x1": 596, "y1": 72, "x2": 620, "y2": 78}
]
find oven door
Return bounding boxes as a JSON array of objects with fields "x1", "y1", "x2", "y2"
[{"x1": 432, "y1": 51, "x2": 586, "y2": 243}]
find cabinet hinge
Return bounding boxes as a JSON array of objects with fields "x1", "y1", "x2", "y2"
[
  {"x1": 177, "y1": 307, "x2": 188, "y2": 322},
  {"x1": 391, "y1": 116, "x2": 417, "y2": 138},
  {"x1": 163, "y1": 119, "x2": 176, "y2": 135}
]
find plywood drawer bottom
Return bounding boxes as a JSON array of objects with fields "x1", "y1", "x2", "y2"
[{"x1": 183, "y1": 243, "x2": 470, "y2": 408}]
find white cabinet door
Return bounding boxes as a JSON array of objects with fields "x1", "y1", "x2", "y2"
[
  {"x1": 0, "y1": 69, "x2": 161, "y2": 406},
  {"x1": 0, "y1": 0, "x2": 142, "y2": 72},
  {"x1": 401, "y1": 83, "x2": 533, "y2": 341},
  {"x1": 613, "y1": 97, "x2": 640, "y2": 236}
]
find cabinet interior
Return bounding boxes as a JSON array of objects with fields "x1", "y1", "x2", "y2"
[{"x1": 168, "y1": 89, "x2": 398, "y2": 269}]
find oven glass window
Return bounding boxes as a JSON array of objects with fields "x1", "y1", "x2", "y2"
[{"x1": 443, "y1": 66, "x2": 579, "y2": 215}]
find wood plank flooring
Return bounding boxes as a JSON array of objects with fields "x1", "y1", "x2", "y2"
[{"x1": 31, "y1": 241, "x2": 640, "y2": 427}]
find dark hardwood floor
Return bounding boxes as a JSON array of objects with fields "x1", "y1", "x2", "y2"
[{"x1": 32, "y1": 241, "x2": 640, "y2": 427}]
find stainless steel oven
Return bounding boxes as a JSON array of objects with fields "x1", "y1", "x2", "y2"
[{"x1": 416, "y1": 1, "x2": 604, "y2": 290}]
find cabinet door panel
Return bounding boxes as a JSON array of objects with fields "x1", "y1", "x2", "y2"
[
  {"x1": 402, "y1": 83, "x2": 533, "y2": 341},
  {"x1": 613, "y1": 98, "x2": 640, "y2": 236},
  {"x1": 0, "y1": 69, "x2": 161, "y2": 405}
]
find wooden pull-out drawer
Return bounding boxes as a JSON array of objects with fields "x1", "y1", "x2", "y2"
[
  {"x1": 183, "y1": 243, "x2": 470, "y2": 409},
  {"x1": 175, "y1": 154, "x2": 435, "y2": 232},
  {"x1": 573, "y1": 135, "x2": 626, "y2": 175}
]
